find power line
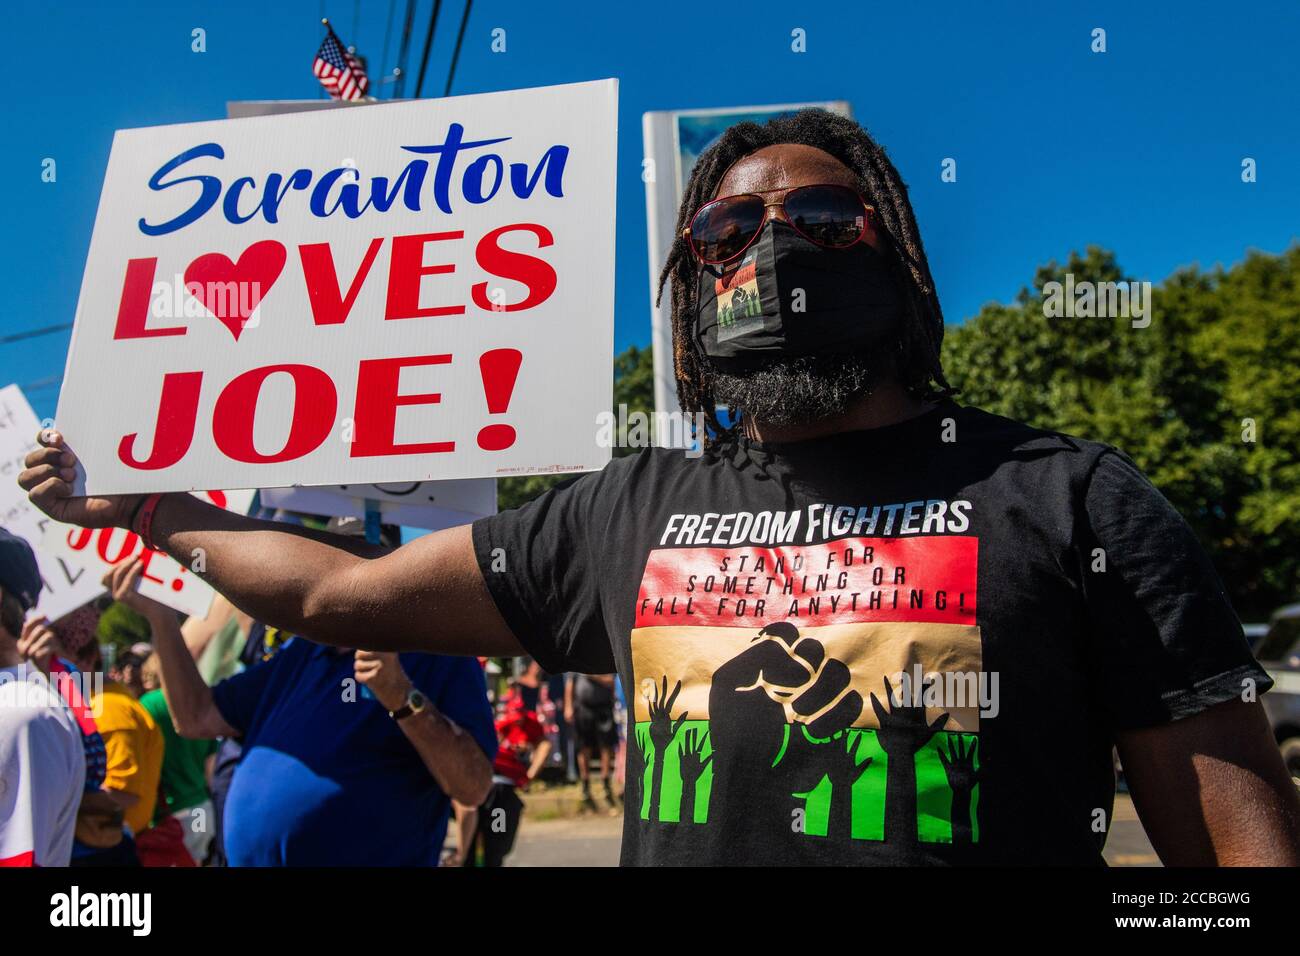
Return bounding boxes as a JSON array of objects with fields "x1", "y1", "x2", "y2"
[
  {"x1": 393, "y1": 0, "x2": 417, "y2": 98},
  {"x1": 413, "y1": 0, "x2": 443, "y2": 99},
  {"x1": 444, "y1": 0, "x2": 473, "y2": 97},
  {"x1": 378, "y1": 0, "x2": 397, "y2": 92},
  {"x1": 19, "y1": 374, "x2": 61, "y2": 392},
  {"x1": 1, "y1": 322, "x2": 73, "y2": 345}
]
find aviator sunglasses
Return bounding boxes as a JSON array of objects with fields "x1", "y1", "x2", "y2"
[{"x1": 684, "y1": 183, "x2": 881, "y2": 265}]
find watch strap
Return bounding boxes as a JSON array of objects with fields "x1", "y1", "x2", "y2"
[{"x1": 389, "y1": 688, "x2": 426, "y2": 721}]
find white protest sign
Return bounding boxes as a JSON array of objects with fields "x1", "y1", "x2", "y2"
[
  {"x1": 40, "y1": 488, "x2": 256, "y2": 619},
  {"x1": 260, "y1": 478, "x2": 496, "y2": 530},
  {"x1": 57, "y1": 79, "x2": 618, "y2": 496},
  {"x1": 0, "y1": 385, "x2": 104, "y2": 621}
]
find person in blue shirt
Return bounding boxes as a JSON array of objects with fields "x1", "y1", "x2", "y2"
[{"x1": 103, "y1": 555, "x2": 495, "y2": 867}]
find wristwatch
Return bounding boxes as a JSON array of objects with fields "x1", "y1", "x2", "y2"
[{"x1": 388, "y1": 688, "x2": 428, "y2": 721}]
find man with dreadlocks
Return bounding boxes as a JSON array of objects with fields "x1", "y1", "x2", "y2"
[{"x1": 22, "y1": 110, "x2": 1299, "y2": 866}]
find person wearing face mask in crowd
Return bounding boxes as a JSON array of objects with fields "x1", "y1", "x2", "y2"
[{"x1": 21, "y1": 110, "x2": 1300, "y2": 867}]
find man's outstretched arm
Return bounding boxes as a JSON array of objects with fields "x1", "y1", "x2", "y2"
[
  {"x1": 1117, "y1": 698, "x2": 1300, "y2": 866},
  {"x1": 20, "y1": 430, "x2": 523, "y2": 656}
]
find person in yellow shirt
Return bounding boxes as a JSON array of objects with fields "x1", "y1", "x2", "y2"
[
  {"x1": 54, "y1": 606, "x2": 164, "y2": 841},
  {"x1": 92, "y1": 677, "x2": 164, "y2": 835}
]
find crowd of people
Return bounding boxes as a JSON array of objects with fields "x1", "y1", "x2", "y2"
[{"x1": 0, "y1": 526, "x2": 615, "y2": 868}]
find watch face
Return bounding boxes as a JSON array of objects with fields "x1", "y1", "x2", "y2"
[{"x1": 408, "y1": 690, "x2": 427, "y2": 710}]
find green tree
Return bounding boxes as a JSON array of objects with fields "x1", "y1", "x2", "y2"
[
  {"x1": 945, "y1": 245, "x2": 1300, "y2": 618},
  {"x1": 497, "y1": 344, "x2": 655, "y2": 511},
  {"x1": 97, "y1": 601, "x2": 151, "y2": 655}
]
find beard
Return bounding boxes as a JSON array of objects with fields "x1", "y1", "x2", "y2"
[{"x1": 706, "y1": 348, "x2": 895, "y2": 428}]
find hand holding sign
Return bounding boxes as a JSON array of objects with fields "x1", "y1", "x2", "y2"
[
  {"x1": 21, "y1": 431, "x2": 256, "y2": 618},
  {"x1": 17, "y1": 617, "x2": 63, "y2": 673},
  {"x1": 101, "y1": 555, "x2": 171, "y2": 623},
  {"x1": 21, "y1": 429, "x2": 143, "y2": 529}
]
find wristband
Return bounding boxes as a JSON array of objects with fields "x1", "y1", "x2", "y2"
[
  {"x1": 134, "y1": 493, "x2": 165, "y2": 552},
  {"x1": 126, "y1": 495, "x2": 149, "y2": 531}
]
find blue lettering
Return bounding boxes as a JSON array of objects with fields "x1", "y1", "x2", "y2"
[
  {"x1": 463, "y1": 154, "x2": 504, "y2": 204},
  {"x1": 510, "y1": 145, "x2": 569, "y2": 199},
  {"x1": 135, "y1": 127, "x2": 571, "y2": 233},
  {"x1": 259, "y1": 170, "x2": 313, "y2": 223},
  {"x1": 138, "y1": 142, "x2": 225, "y2": 236},
  {"x1": 309, "y1": 167, "x2": 364, "y2": 218},
  {"x1": 369, "y1": 161, "x2": 428, "y2": 212},
  {"x1": 401, "y1": 123, "x2": 512, "y2": 214},
  {"x1": 222, "y1": 176, "x2": 259, "y2": 224}
]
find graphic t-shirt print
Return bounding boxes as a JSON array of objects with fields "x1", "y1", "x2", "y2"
[{"x1": 629, "y1": 500, "x2": 985, "y2": 848}]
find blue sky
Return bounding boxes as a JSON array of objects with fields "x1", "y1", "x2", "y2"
[{"x1": 4, "y1": 0, "x2": 1298, "y2": 419}]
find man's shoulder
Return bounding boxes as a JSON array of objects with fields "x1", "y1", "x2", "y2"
[
  {"x1": 527, "y1": 446, "x2": 691, "y2": 505},
  {"x1": 0, "y1": 672, "x2": 79, "y2": 740},
  {"x1": 230, "y1": 633, "x2": 305, "y2": 676},
  {"x1": 950, "y1": 402, "x2": 1116, "y2": 469},
  {"x1": 592, "y1": 445, "x2": 690, "y2": 478}
]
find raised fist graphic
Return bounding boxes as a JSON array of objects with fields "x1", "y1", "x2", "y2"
[{"x1": 707, "y1": 621, "x2": 865, "y2": 833}]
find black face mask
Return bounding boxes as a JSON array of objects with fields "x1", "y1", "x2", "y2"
[{"x1": 694, "y1": 219, "x2": 906, "y2": 372}]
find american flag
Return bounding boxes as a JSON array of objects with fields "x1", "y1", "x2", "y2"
[{"x1": 313, "y1": 28, "x2": 369, "y2": 101}]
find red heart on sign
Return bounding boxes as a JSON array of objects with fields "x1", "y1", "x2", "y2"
[{"x1": 184, "y1": 240, "x2": 287, "y2": 341}]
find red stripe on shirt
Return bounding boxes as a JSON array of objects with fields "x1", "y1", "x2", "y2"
[{"x1": 634, "y1": 535, "x2": 978, "y2": 628}]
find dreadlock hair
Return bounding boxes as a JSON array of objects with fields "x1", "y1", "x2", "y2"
[{"x1": 656, "y1": 109, "x2": 954, "y2": 444}]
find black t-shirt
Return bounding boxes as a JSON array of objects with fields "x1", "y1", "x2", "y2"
[{"x1": 472, "y1": 401, "x2": 1270, "y2": 865}]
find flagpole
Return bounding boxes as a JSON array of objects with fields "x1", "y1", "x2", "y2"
[
  {"x1": 319, "y1": 17, "x2": 338, "y2": 100},
  {"x1": 320, "y1": 17, "x2": 369, "y2": 101},
  {"x1": 316, "y1": 17, "x2": 328, "y2": 98}
]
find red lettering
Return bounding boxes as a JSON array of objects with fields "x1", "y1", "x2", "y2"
[
  {"x1": 212, "y1": 364, "x2": 336, "y2": 464},
  {"x1": 471, "y1": 223, "x2": 556, "y2": 312},
  {"x1": 135, "y1": 548, "x2": 167, "y2": 584},
  {"x1": 352, "y1": 354, "x2": 455, "y2": 457},
  {"x1": 95, "y1": 528, "x2": 140, "y2": 565},
  {"x1": 113, "y1": 258, "x2": 185, "y2": 340},
  {"x1": 385, "y1": 231, "x2": 465, "y2": 320},
  {"x1": 118, "y1": 371, "x2": 203, "y2": 470},
  {"x1": 299, "y1": 238, "x2": 384, "y2": 325}
]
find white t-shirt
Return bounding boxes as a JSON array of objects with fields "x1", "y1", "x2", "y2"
[{"x1": 0, "y1": 663, "x2": 86, "y2": 866}]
